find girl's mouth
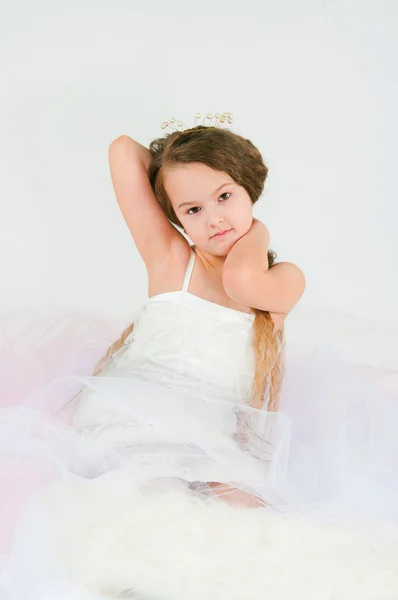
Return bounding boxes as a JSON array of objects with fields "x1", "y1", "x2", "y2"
[{"x1": 212, "y1": 229, "x2": 232, "y2": 239}]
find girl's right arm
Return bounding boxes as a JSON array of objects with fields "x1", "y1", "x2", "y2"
[{"x1": 108, "y1": 135, "x2": 186, "y2": 272}]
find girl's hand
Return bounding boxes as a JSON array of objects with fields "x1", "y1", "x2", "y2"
[
  {"x1": 223, "y1": 218, "x2": 270, "y2": 277},
  {"x1": 207, "y1": 482, "x2": 266, "y2": 508},
  {"x1": 233, "y1": 217, "x2": 265, "y2": 243},
  {"x1": 246, "y1": 217, "x2": 269, "y2": 237}
]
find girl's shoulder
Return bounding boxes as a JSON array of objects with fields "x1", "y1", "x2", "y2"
[
  {"x1": 147, "y1": 237, "x2": 193, "y2": 298},
  {"x1": 146, "y1": 242, "x2": 286, "y2": 329},
  {"x1": 147, "y1": 243, "x2": 254, "y2": 316}
]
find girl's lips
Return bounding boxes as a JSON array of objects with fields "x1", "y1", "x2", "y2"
[{"x1": 212, "y1": 229, "x2": 232, "y2": 238}]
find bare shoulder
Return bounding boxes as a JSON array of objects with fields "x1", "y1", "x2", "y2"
[{"x1": 147, "y1": 236, "x2": 192, "y2": 297}]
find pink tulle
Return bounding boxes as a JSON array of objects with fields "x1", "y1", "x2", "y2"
[
  {"x1": 0, "y1": 309, "x2": 129, "y2": 555},
  {"x1": 0, "y1": 309, "x2": 128, "y2": 406}
]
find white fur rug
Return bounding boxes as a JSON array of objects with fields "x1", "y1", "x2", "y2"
[{"x1": 30, "y1": 471, "x2": 398, "y2": 600}]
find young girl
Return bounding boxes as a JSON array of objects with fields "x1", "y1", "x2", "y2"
[{"x1": 0, "y1": 115, "x2": 397, "y2": 600}]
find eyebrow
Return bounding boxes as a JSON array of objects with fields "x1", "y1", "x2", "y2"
[{"x1": 177, "y1": 182, "x2": 232, "y2": 209}]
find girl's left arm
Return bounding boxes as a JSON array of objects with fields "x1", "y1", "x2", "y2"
[{"x1": 222, "y1": 219, "x2": 306, "y2": 315}]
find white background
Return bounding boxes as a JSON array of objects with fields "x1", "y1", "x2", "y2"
[{"x1": 1, "y1": 1, "x2": 397, "y2": 341}]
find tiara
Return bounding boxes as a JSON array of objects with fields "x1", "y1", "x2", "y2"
[{"x1": 160, "y1": 112, "x2": 233, "y2": 136}]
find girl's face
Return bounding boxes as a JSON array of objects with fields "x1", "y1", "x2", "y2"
[{"x1": 164, "y1": 162, "x2": 253, "y2": 256}]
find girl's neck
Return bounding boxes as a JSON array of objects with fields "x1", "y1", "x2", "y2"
[{"x1": 192, "y1": 245, "x2": 227, "y2": 278}]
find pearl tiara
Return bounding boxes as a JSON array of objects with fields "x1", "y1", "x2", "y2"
[{"x1": 160, "y1": 112, "x2": 234, "y2": 137}]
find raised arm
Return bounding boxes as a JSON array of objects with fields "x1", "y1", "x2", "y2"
[
  {"x1": 108, "y1": 135, "x2": 186, "y2": 271},
  {"x1": 222, "y1": 218, "x2": 305, "y2": 317}
]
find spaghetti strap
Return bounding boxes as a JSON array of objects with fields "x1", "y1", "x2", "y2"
[{"x1": 182, "y1": 248, "x2": 195, "y2": 292}]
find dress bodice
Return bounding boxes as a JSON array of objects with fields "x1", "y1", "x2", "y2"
[{"x1": 103, "y1": 247, "x2": 257, "y2": 405}]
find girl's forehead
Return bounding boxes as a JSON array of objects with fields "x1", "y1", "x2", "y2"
[{"x1": 165, "y1": 164, "x2": 232, "y2": 188}]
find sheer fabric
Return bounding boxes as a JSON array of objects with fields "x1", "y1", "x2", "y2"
[{"x1": 1, "y1": 249, "x2": 398, "y2": 599}]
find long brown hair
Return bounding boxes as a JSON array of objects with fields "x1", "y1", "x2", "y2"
[{"x1": 93, "y1": 126, "x2": 285, "y2": 411}]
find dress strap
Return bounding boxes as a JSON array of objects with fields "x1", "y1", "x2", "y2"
[{"x1": 182, "y1": 248, "x2": 195, "y2": 292}]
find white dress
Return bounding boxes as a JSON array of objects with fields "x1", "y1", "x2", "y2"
[{"x1": 1, "y1": 248, "x2": 398, "y2": 600}]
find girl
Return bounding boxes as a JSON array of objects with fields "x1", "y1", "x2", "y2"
[{"x1": 0, "y1": 116, "x2": 397, "y2": 600}]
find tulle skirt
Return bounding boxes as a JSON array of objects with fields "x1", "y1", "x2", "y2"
[{"x1": 1, "y1": 307, "x2": 398, "y2": 600}]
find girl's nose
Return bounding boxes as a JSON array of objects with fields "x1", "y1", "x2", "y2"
[{"x1": 207, "y1": 213, "x2": 225, "y2": 227}]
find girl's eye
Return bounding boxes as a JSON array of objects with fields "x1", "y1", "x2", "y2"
[
  {"x1": 187, "y1": 192, "x2": 231, "y2": 215},
  {"x1": 219, "y1": 192, "x2": 231, "y2": 202}
]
